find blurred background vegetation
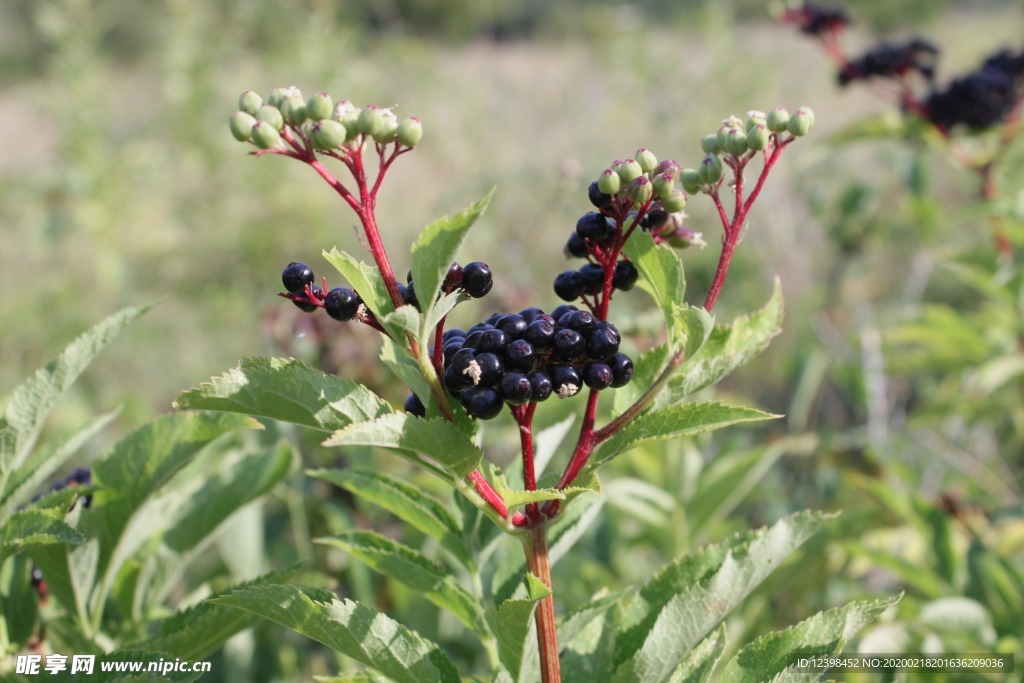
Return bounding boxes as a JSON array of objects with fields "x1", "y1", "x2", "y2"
[{"x1": 2, "y1": 0, "x2": 1022, "y2": 680}]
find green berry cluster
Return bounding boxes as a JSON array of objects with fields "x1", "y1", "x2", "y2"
[{"x1": 229, "y1": 87, "x2": 423, "y2": 152}]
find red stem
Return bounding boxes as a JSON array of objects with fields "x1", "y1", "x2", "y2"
[{"x1": 524, "y1": 521, "x2": 560, "y2": 683}]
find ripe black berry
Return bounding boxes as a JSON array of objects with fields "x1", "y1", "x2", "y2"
[
  {"x1": 451, "y1": 348, "x2": 477, "y2": 377},
  {"x1": 519, "y1": 306, "x2": 545, "y2": 322},
  {"x1": 282, "y1": 262, "x2": 315, "y2": 294},
  {"x1": 550, "y1": 364, "x2": 582, "y2": 399},
  {"x1": 443, "y1": 328, "x2": 467, "y2": 342},
  {"x1": 576, "y1": 212, "x2": 613, "y2": 243},
  {"x1": 579, "y1": 263, "x2": 605, "y2": 296},
  {"x1": 403, "y1": 280, "x2": 420, "y2": 309},
  {"x1": 499, "y1": 372, "x2": 533, "y2": 405},
  {"x1": 324, "y1": 287, "x2": 361, "y2": 321},
  {"x1": 609, "y1": 352, "x2": 634, "y2": 388},
  {"x1": 442, "y1": 339, "x2": 464, "y2": 365},
  {"x1": 529, "y1": 370, "x2": 553, "y2": 401},
  {"x1": 473, "y1": 352, "x2": 505, "y2": 385},
  {"x1": 443, "y1": 262, "x2": 463, "y2": 291},
  {"x1": 587, "y1": 326, "x2": 620, "y2": 359},
  {"x1": 566, "y1": 232, "x2": 589, "y2": 259},
  {"x1": 444, "y1": 366, "x2": 471, "y2": 394},
  {"x1": 551, "y1": 304, "x2": 578, "y2": 320},
  {"x1": 588, "y1": 180, "x2": 613, "y2": 210},
  {"x1": 462, "y1": 261, "x2": 493, "y2": 298},
  {"x1": 505, "y1": 339, "x2": 536, "y2": 372},
  {"x1": 613, "y1": 260, "x2": 639, "y2": 291},
  {"x1": 292, "y1": 285, "x2": 322, "y2": 312},
  {"x1": 498, "y1": 314, "x2": 528, "y2": 339},
  {"x1": 478, "y1": 328, "x2": 510, "y2": 354},
  {"x1": 640, "y1": 208, "x2": 669, "y2": 231},
  {"x1": 582, "y1": 361, "x2": 613, "y2": 390},
  {"x1": 552, "y1": 328, "x2": 585, "y2": 362},
  {"x1": 404, "y1": 393, "x2": 426, "y2": 417},
  {"x1": 461, "y1": 386, "x2": 504, "y2": 419},
  {"x1": 554, "y1": 270, "x2": 585, "y2": 302},
  {"x1": 561, "y1": 309, "x2": 596, "y2": 333},
  {"x1": 524, "y1": 318, "x2": 556, "y2": 351}
]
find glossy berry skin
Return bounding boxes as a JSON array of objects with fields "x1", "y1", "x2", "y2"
[
  {"x1": 443, "y1": 328, "x2": 467, "y2": 342},
  {"x1": 499, "y1": 372, "x2": 533, "y2": 405},
  {"x1": 587, "y1": 326, "x2": 620, "y2": 359},
  {"x1": 450, "y1": 348, "x2": 477, "y2": 377},
  {"x1": 324, "y1": 287, "x2": 361, "y2": 321},
  {"x1": 613, "y1": 260, "x2": 639, "y2": 291},
  {"x1": 292, "y1": 285, "x2": 322, "y2": 312},
  {"x1": 550, "y1": 304, "x2": 578, "y2": 320},
  {"x1": 519, "y1": 307, "x2": 545, "y2": 322},
  {"x1": 609, "y1": 352, "x2": 634, "y2": 387},
  {"x1": 576, "y1": 212, "x2": 613, "y2": 243},
  {"x1": 582, "y1": 361, "x2": 614, "y2": 390},
  {"x1": 461, "y1": 386, "x2": 504, "y2": 419},
  {"x1": 529, "y1": 370, "x2": 553, "y2": 401},
  {"x1": 640, "y1": 208, "x2": 669, "y2": 231},
  {"x1": 442, "y1": 340, "x2": 464, "y2": 365},
  {"x1": 554, "y1": 270, "x2": 585, "y2": 302},
  {"x1": 524, "y1": 318, "x2": 556, "y2": 351},
  {"x1": 588, "y1": 180, "x2": 613, "y2": 210},
  {"x1": 443, "y1": 262, "x2": 463, "y2": 291},
  {"x1": 562, "y1": 309, "x2": 596, "y2": 333},
  {"x1": 474, "y1": 352, "x2": 505, "y2": 385},
  {"x1": 403, "y1": 280, "x2": 419, "y2": 309},
  {"x1": 505, "y1": 339, "x2": 536, "y2": 372},
  {"x1": 579, "y1": 263, "x2": 605, "y2": 295},
  {"x1": 550, "y1": 364, "x2": 582, "y2": 399},
  {"x1": 461, "y1": 261, "x2": 493, "y2": 298},
  {"x1": 566, "y1": 232, "x2": 589, "y2": 258},
  {"x1": 404, "y1": 393, "x2": 426, "y2": 417},
  {"x1": 498, "y1": 314, "x2": 528, "y2": 339},
  {"x1": 552, "y1": 328, "x2": 585, "y2": 362},
  {"x1": 478, "y1": 328, "x2": 509, "y2": 354},
  {"x1": 444, "y1": 366, "x2": 471, "y2": 394},
  {"x1": 282, "y1": 262, "x2": 315, "y2": 294}
]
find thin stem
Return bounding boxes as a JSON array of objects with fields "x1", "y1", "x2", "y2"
[
  {"x1": 524, "y1": 521, "x2": 560, "y2": 683},
  {"x1": 515, "y1": 405, "x2": 540, "y2": 521}
]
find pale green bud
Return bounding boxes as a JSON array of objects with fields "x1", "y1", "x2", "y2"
[
  {"x1": 306, "y1": 92, "x2": 334, "y2": 121},
  {"x1": 766, "y1": 107, "x2": 790, "y2": 133},
  {"x1": 251, "y1": 120, "x2": 282, "y2": 149},
  {"x1": 617, "y1": 158, "x2": 643, "y2": 184},
  {"x1": 697, "y1": 153, "x2": 723, "y2": 185},
  {"x1": 229, "y1": 111, "x2": 257, "y2": 142},
  {"x1": 396, "y1": 117, "x2": 423, "y2": 147},
  {"x1": 701, "y1": 134, "x2": 721, "y2": 155},
  {"x1": 680, "y1": 168, "x2": 702, "y2": 194},
  {"x1": 257, "y1": 105, "x2": 284, "y2": 131},
  {"x1": 238, "y1": 91, "x2": 262, "y2": 117},
  {"x1": 635, "y1": 148, "x2": 658, "y2": 173},
  {"x1": 597, "y1": 168, "x2": 621, "y2": 195},
  {"x1": 311, "y1": 119, "x2": 347, "y2": 149}
]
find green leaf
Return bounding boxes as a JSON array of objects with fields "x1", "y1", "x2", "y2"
[
  {"x1": 309, "y1": 468, "x2": 470, "y2": 567},
  {"x1": 382, "y1": 305, "x2": 422, "y2": 339},
  {"x1": 322, "y1": 247, "x2": 394, "y2": 321},
  {"x1": 210, "y1": 583, "x2": 460, "y2": 683},
  {"x1": 590, "y1": 402, "x2": 777, "y2": 473},
  {"x1": 174, "y1": 357, "x2": 393, "y2": 432},
  {"x1": 613, "y1": 511, "x2": 834, "y2": 680},
  {"x1": 2, "y1": 553, "x2": 40, "y2": 647},
  {"x1": 622, "y1": 231, "x2": 688, "y2": 344},
  {"x1": 667, "y1": 624, "x2": 727, "y2": 683},
  {"x1": 0, "y1": 507, "x2": 84, "y2": 561},
  {"x1": 494, "y1": 573, "x2": 549, "y2": 681},
  {"x1": 411, "y1": 188, "x2": 494, "y2": 328},
  {"x1": 559, "y1": 592, "x2": 623, "y2": 682},
  {"x1": 0, "y1": 305, "x2": 150, "y2": 481},
  {"x1": 715, "y1": 595, "x2": 900, "y2": 682},
  {"x1": 317, "y1": 531, "x2": 488, "y2": 635},
  {"x1": 380, "y1": 339, "x2": 431, "y2": 404},
  {"x1": 139, "y1": 568, "x2": 299, "y2": 659},
  {"x1": 662, "y1": 281, "x2": 783, "y2": 403},
  {"x1": 324, "y1": 413, "x2": 482, "y2": 477}
]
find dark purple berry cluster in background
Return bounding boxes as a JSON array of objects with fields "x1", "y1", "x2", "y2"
[
  {"x1": 413, "y1": 305, "x2": 634, "y2": 420},
  {"x1": 784, "y1": 2, "x2": 1024, "y2": 134},
  {"x1": 31, "y1": 467, "x2": 93, "y2": 509}
]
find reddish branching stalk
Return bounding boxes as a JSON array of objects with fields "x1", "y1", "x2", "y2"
[{"x1": 525, "y1": 521, "x2": 560, "y2": 682}]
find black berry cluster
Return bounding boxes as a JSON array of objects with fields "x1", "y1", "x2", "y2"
[
  {"x1": 279, "y1": 260, "x2": 493, "y2": 321},
  {"x1": 781, "y1": 2, "x2": 850, "y2": 38},
  {"x1": 416, "y1": 304, "x2": 633, "y2": 420},
  {"x1": 924, "y1": 49, "x2": 1024, "y2": 132},
  {"x1": 32, "y1": 467, "x2": 93, "y2": 509},
  {"x1": 555, "y1": 209, "x2": 639, "y2": 302},
  {"x1": 838, "y1": 38, "x2": 939, "y2": 87}
]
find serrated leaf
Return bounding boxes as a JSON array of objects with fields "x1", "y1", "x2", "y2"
[
  {"x1": 559, "y1": 592, "x2": 622, "y2": 683},
  {"x1": 590, "y1": 402, "x2": 777, "y2": 473},
  {"x1": 411, "y1": 189, "x2": 493, "y2": 328},
  {"x1": 382, "y1": 305, "x2": 422, "y2": 339},
  {"x1": 310, "y1": 468, "x2": 469, "y2": 566},
  {"x1": 138, "y1": 568, "x2": 299, "y2": 659},
  {"x1": 622, "y1": 231, "x2": 688, "y2": 344},
  {"x1": 322, "y1": 248, "x2": 394, "y2": 321},
  {"x1": 325, "y1": 413, "x2": 482, "y2": 477},
  {"x1": 318, "y1": 532, "x2": 488, "y2": 635},
  {"x1": 210, "y1": 583, "x2": 460, "y2": 683},
  {"x1": 380, "y1": 338, "x2": 431, "y2": 404},
  {"x1": 613, "y1": 511, "x2": 834, "y2": 680},
  {"x1": 0, "y1": 508, "x2": 84, "y2": 560},
  {"x1": 667, "y1": 624, "x2": 727, "y2": 683},
  {"x1": 494, "y1": 573, "x2": 548, "y2": 682},
  {"x1": 662, "y1": 281, "x2": 783, "y2": 403},
  {"x1": 175, "y1": 357, "x2": 393, "y2": 432},
  {"x1": 0, "y1": 305, "x2": 149, "y2": 481},
  {"x1": 716, "y1": 595, "x2": 900, "y2": 683}
]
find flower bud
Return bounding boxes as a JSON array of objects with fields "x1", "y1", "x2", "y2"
[
  {"x1": 787, "y1": 107, "x2": 814, "y2": 136},
  {"x1": 311, "y1": 119, "x2": 347, "y2": 150},
  {"x1": 257, "y1": 105, "x2": 284, "y2": 131},
  {"x1": 251, "y1": 120, "x2": 282, "y2": 149},
  {"x1": 597, "y1": 168, "x2": 621, "y2": 195},
  {"x1": 652, "y1": 172, "x2": 675, "y2": 199},
  {"x1": 701, "y1": 134, "x2": 720, "y2": 155},
  {"x1": 766, "y1": 107, "x2": 790, "y2": 133},
  {"x1": 357, "y1": 105, "x2": 387, "y2": 139},
  {"x1": 372, "y1": 108, "x2": 398, "y2": 143},
  {"x1": 653, "y1": 159, "x2": 680, "y2": 179},
  {"x1": 281, "y1": 96, "x2": 307, "y2": 126},
  {"x1": 721, "y1": 128, "x2": 748, "y2": 156},
  {"x1": 746, "y1": 123, "x2": 770, "y2": 151},
  {"x1": 661, "y1": 187, "x2": 687, "y2": 213},
  {"x1": 746, "y1": 110, "x2": 767, "y2": 133},
  {"x1": 396, "y1": 117, "x2": 423, "y2": 147},
  {"x1": 238, "y1": 91, "x2": 262, "y2": 117},
  {"x1": 268, "y1": 86, "x2": 301, "y2": 109},
  {"x1": 332, "y1": 101, "x2": 362, "y2": 141},
  {"x1": 680, "y1": 168, "x2": 702, "y2": 194},
  {"x1": 306, "y1": 92, "x2": 334, "y2": 121},
  {"x1": 626, "y1": 175, "x2": 653, "y2": 204},
  {"x1": 617, "y1": 158, "x2": 643, "y2": 184},
  {"x1": 635, "y1": 148, "x2": 658, "y2": 173},
  {"x1": 229, "y1": 111, "x2": 257, "y2": 142},
  {"x1": 697, "y1": 153, "x2": 723, "y2": 185}
]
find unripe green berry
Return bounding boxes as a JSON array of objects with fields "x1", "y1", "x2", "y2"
[
  {"x1": 722, "y1": 128, "x2": 748, "y2": 156},
  {"x1": 653, "y1": 159, "x2": 681, "y2": 179},
  {"x1": 661, "y1": 188, "x2": 687, "y2": 213},
  {"x1": 268, "y1": 86, "x2": 301, "y2": 109},
  {"x1": 306, "y1": 92, "x2": 333, "y2": 121},
  {"x1": 357, "y1": 105, "x2": 386, "y2": 139},
  {"x1": 697, "y1": 153, "x2": 723, "y2": 185},
  {"x1": 635, "y1": 148, "x2": 658, "y2": 173},
  {"x1": 257, "y1": 105, "x2": 284, "y2": 131},
  {"x1": 238, "y1": 91, "x2": 262, "y2": 117},
  {"x1": 332, "y1": 101, "x2": 362, "y2": 141},
  {"x1": 617, "y1": 158, "x2": 643, "y2": 184},
  {"x1": 747, "y1": 123, "x2": 770, "y2": 151},
  {"x1": 626, "y1": 175, "x2": 653, "y2": 204},
  {"x1": 795, "y1": 105, "x2": 815, "y2": 127},
  {"x1": 746, "y1": 110, "x2": 767, "y2": 133},
  {"x1": 701, "y1": 134, "x2": 720, "y2": 155},
  {"x1": 251, "y1": 120, "x2": 282, "y2": 149},
  {"x1": 598, "y1": 168, "x2": 621, "y2": 195},
  {"x1": 396, "y1": 117, "x2": 423, "y2": 147},
  {"x1": 311, "y1": 119, "x2": 347, "y2": 150},
  {"x1": 680, "y1": 168, "x2": 702, "y2": 194},
  {"x1": 372, "y1": 108, "x2": 398, "y2": 143},
  {"x1": 787, "y1": 107, "x2": 813, "y2": 136},
  {"x1": 766, "y1": 107, "x2": 790, "y2": 133},
  {"x1": 229, "y1": 111, "x2": 257, "y2": 142},
  {"x1": 281, "y1": 96, "x2": 307, "y2": 126},
  {"x1": 652, "y1": 172, "x2": 675, "y2": 199}
]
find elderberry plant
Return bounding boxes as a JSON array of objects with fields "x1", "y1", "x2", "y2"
[{"x1": 172, "y1": 85, "x2": 898, "y2": 682}]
